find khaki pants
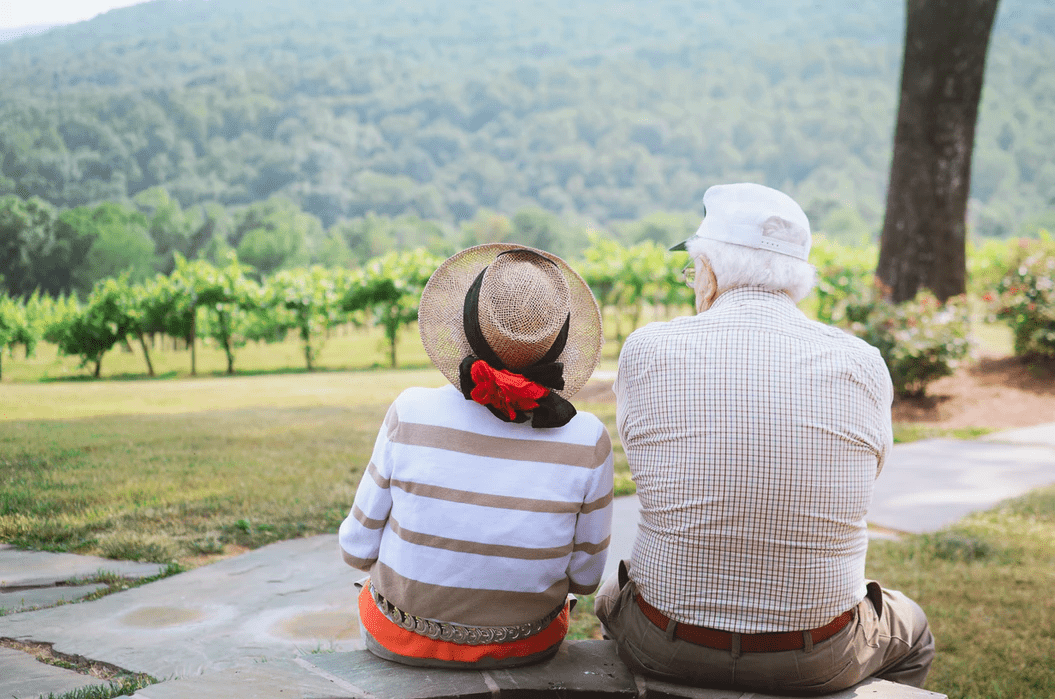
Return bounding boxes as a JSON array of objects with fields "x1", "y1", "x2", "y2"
[{"x1": 594, "y1": 562, "x2": 935, "y2": 696}]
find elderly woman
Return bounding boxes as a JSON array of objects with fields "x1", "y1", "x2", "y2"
[{"x1": 339, "y1": 244, "x2": 614, "y2": 669}]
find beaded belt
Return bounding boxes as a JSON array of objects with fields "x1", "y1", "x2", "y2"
[{"x1": 369, "y1": 584, "x2": 565, "y2": 646}]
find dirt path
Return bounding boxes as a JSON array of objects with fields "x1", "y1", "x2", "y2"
[{"x1": 891, "y1": 355, "x2": 1055, "y2": 429}]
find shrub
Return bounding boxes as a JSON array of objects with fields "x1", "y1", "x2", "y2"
[
  {"x1": 846, "y1": 288, "x2": 972, "y2": 398},
  {"x1": 989, "y1": 232, "x2": 1055, "y2": 358},
  {"x1": 809, "y1": 234, "x2": 877, "y2": 325}
]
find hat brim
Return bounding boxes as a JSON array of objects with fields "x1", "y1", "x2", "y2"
[
  {"x1": 668, "y1": 239, "x2": 690, "y2": 252},
  {"x1": 418, "y1": 243, "x2": 603, "y2": 399}
]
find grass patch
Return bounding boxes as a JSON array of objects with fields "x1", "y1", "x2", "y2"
[
  {"x1": 0, "y1": 639, "x2": 156, "y2": 697},
  {"x1": 0, "y1": 405, "x2": 382, "y2": 561},
  {"x1": 0, "y1": 370, "x2": 448, "y2": 564},
  {"x1": 41, "y1": 678, "x2": 155, "y2": 699},
  {"x1": 0, "y1": 367, "x2": 446, "y2": 421},
  {"x1": 893, "y1": 424, "x2": 995, "y2": 443},
  {"x1": 567, "y1": 592, "x2": 603, "y2": 641},
  {"x1": 866, "y1": 485, "x2": 1055, "y2": 698}
]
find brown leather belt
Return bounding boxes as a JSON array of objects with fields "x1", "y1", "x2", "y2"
[{"x1": 635, "y1": 594, "x2": 853, "y2": 652}]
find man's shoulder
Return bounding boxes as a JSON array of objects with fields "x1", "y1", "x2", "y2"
[
  {"x1": 800, "y1": 317, "x2": 885, "y2": 360},
  {"x1": 623, "y1": 316, "x2": 697, "y2": 348}
]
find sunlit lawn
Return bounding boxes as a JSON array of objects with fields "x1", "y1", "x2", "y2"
[
  {"x1": 865, "y1": 490, "x2": 1055, "y2": 698},
  {"x1": 0, "y1": 355, "x2": 629, "y2": 563}
]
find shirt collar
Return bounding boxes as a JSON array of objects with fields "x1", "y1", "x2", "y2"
[{"x1": 706, "y1": 286, "x2": 798, "y2": 315}]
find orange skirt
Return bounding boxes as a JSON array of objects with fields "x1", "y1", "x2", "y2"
[{"x1": 357, "y1": 586, "x2": 569, "y2": 664}]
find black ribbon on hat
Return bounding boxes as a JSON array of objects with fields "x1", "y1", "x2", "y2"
[{"x1": 458, "y1": 267, "x2": 577, "y2": 428}]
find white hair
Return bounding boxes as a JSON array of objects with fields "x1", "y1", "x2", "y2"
[{"x1": 687, "y1": 236, "x2": 816, "y2": 303}]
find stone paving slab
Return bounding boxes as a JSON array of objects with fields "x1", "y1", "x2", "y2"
[
  {"x1": 0, "y1": 535, "x2": 363, "y2": 680},
  {"x1": 0, "y1": 545, "x2": 166, "y2": 588},
  {"x1": 130, "y1": 658, "x2": 346, "y2": 699},
  {"x1": 0, "y1": 583, "x2": 108, "y2": 613},
  {"x1": 868, "y1": 439, "x2": 1055, "y2": 533},
  {"x1": 305, "y1": 642, "x2": 944, "y2": 699},
  {"x1": 0, "y1": 646, "x2": 112, "y2": 699},
  {"x1": 981, "y1": 422, "x2": 1055, "y2": 448},
  {"x1": 133, "y1": 641, "x2": 942, "y2": 699}
]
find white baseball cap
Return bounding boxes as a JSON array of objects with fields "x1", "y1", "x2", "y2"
[{"x1": 670, "y1": 183, "x2": 811, "y2": 261}]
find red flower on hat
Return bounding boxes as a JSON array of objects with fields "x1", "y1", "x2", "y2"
[{"x1": 469, "y1": 360, "x2": 549, "y2": 420}]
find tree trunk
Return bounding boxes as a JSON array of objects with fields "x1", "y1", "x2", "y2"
[
  {"x1": 877, "y1": 0, "x2": 1000, "y2": 303},
  {"x1": 94, "y1": 356, "x2": 103, "y2": 378},
  {"x1": 190, "y1": 309, "x2": 197, "y2": 376},
  {"x1": 219, "y1": 311, "x2": 235, "y2": 374},
  {"x1": 302, "y1": 326, "x2": 314, "y2": 371},
  {"x1": 137, "y1": 332, "x2": 155, "y2": 377}
]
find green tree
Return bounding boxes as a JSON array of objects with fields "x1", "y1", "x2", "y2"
[
  {"x1": 232, "y1": 197, "x2": 323, "y2": 276},
  {"x1": 578, "y1": 235, "x2": 689, "y2": 345},
  {"x1": 578, "y1": 234, "x2": 623, "y2": 336},
  {"x1": 511, "y1": 208, "x2": 561, "y2": 253},
  {"x1": 344, "y1": 250, "x2": 440, "y2": 368},
  {"x1": 133, "y1": 187, "x2": 199, "y2": 275},
  {"x1": 190, "y1": 254, "x2": 262, "y2": 375},
  {"x1": 61, "y1": 202, "x2": 156, "y2": 294},
  {"x1": 169, "y1": 255, "x2": 215, "y2": 376},
  {"x1": 45, "y1": 278, "x2": 139, "y2": 378},
  {"x1": 329, "y1": 214, "x2": 394, "y2": 263},
  {"x1": 264, "y1": 266, "x2": 345, "y2": 371},
  {"x1": 0, "y1": 195, "x2": 91, "y2": 298},
  {"x1": 616, "y1": 211, "x2": 699, "y2": 246},
  {"x1": 460, "y1": 210, "x2": 514, "y2": 248},
  {"x1": 0, "y1": 294, "x2": 38, "y2": 380}
]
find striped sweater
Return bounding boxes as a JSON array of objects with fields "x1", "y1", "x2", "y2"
[{"x1": 340, "y1": 384, "x2": 614, "y2": 627}]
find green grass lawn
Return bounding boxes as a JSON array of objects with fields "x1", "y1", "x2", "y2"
[
  {"x1": 865, "y1": 489, "x2": 1055, "y2": 698},
  {"x1": 0, "y1": 370, "x2": 446, "y2": 560}
]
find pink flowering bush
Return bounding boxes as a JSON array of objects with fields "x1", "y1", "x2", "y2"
[
  {"x1": 989, "y1": 234, "x2": 1055, "y2": 358},
  {"x1": 845, "y1": 288, "x2": 972, "y2": 398}
]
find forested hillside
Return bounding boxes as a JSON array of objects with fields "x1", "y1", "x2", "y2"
[{"x1": 1, "y1": 0, "x2": 1053, "y2": 248}]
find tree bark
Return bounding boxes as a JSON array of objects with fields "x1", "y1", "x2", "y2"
[
  {"x1": 190, "y1": 309, "x2": 197, "y2": 376},
  {"x1": 137, "y1": 332, "x2": 155, "y2": 377},
  {"x1": 877, "y1": 0, "x2": 1000, "y2": 303}
]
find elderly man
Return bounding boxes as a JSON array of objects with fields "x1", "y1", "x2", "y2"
[{"x1": 595, "y1": 183, "x2": 934, "y2": 695}]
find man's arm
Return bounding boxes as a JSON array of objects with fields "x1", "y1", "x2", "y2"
[{"x1": 876, "y1": 372, "x2": 895, "y2": 478}]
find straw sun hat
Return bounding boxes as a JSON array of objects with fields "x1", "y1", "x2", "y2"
[{"x1": 418, "y1": 244, "x2": 603, "y2": 407}]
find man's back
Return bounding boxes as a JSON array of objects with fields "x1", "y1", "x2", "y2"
[
  {"x1": 597, "y1": 183, "x2": 932, "y2": 694},
  {"x1": 615, "y1": 287, "x2": 893, "y2": 633}
]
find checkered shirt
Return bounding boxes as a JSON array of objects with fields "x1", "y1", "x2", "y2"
[{"x1": 615, "y1": 287, "x2": 893, "y2": 633}]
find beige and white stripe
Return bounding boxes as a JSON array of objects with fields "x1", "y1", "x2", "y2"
[{"x1": 339, "y1": 384, "x2": 614, "y2": 627}]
